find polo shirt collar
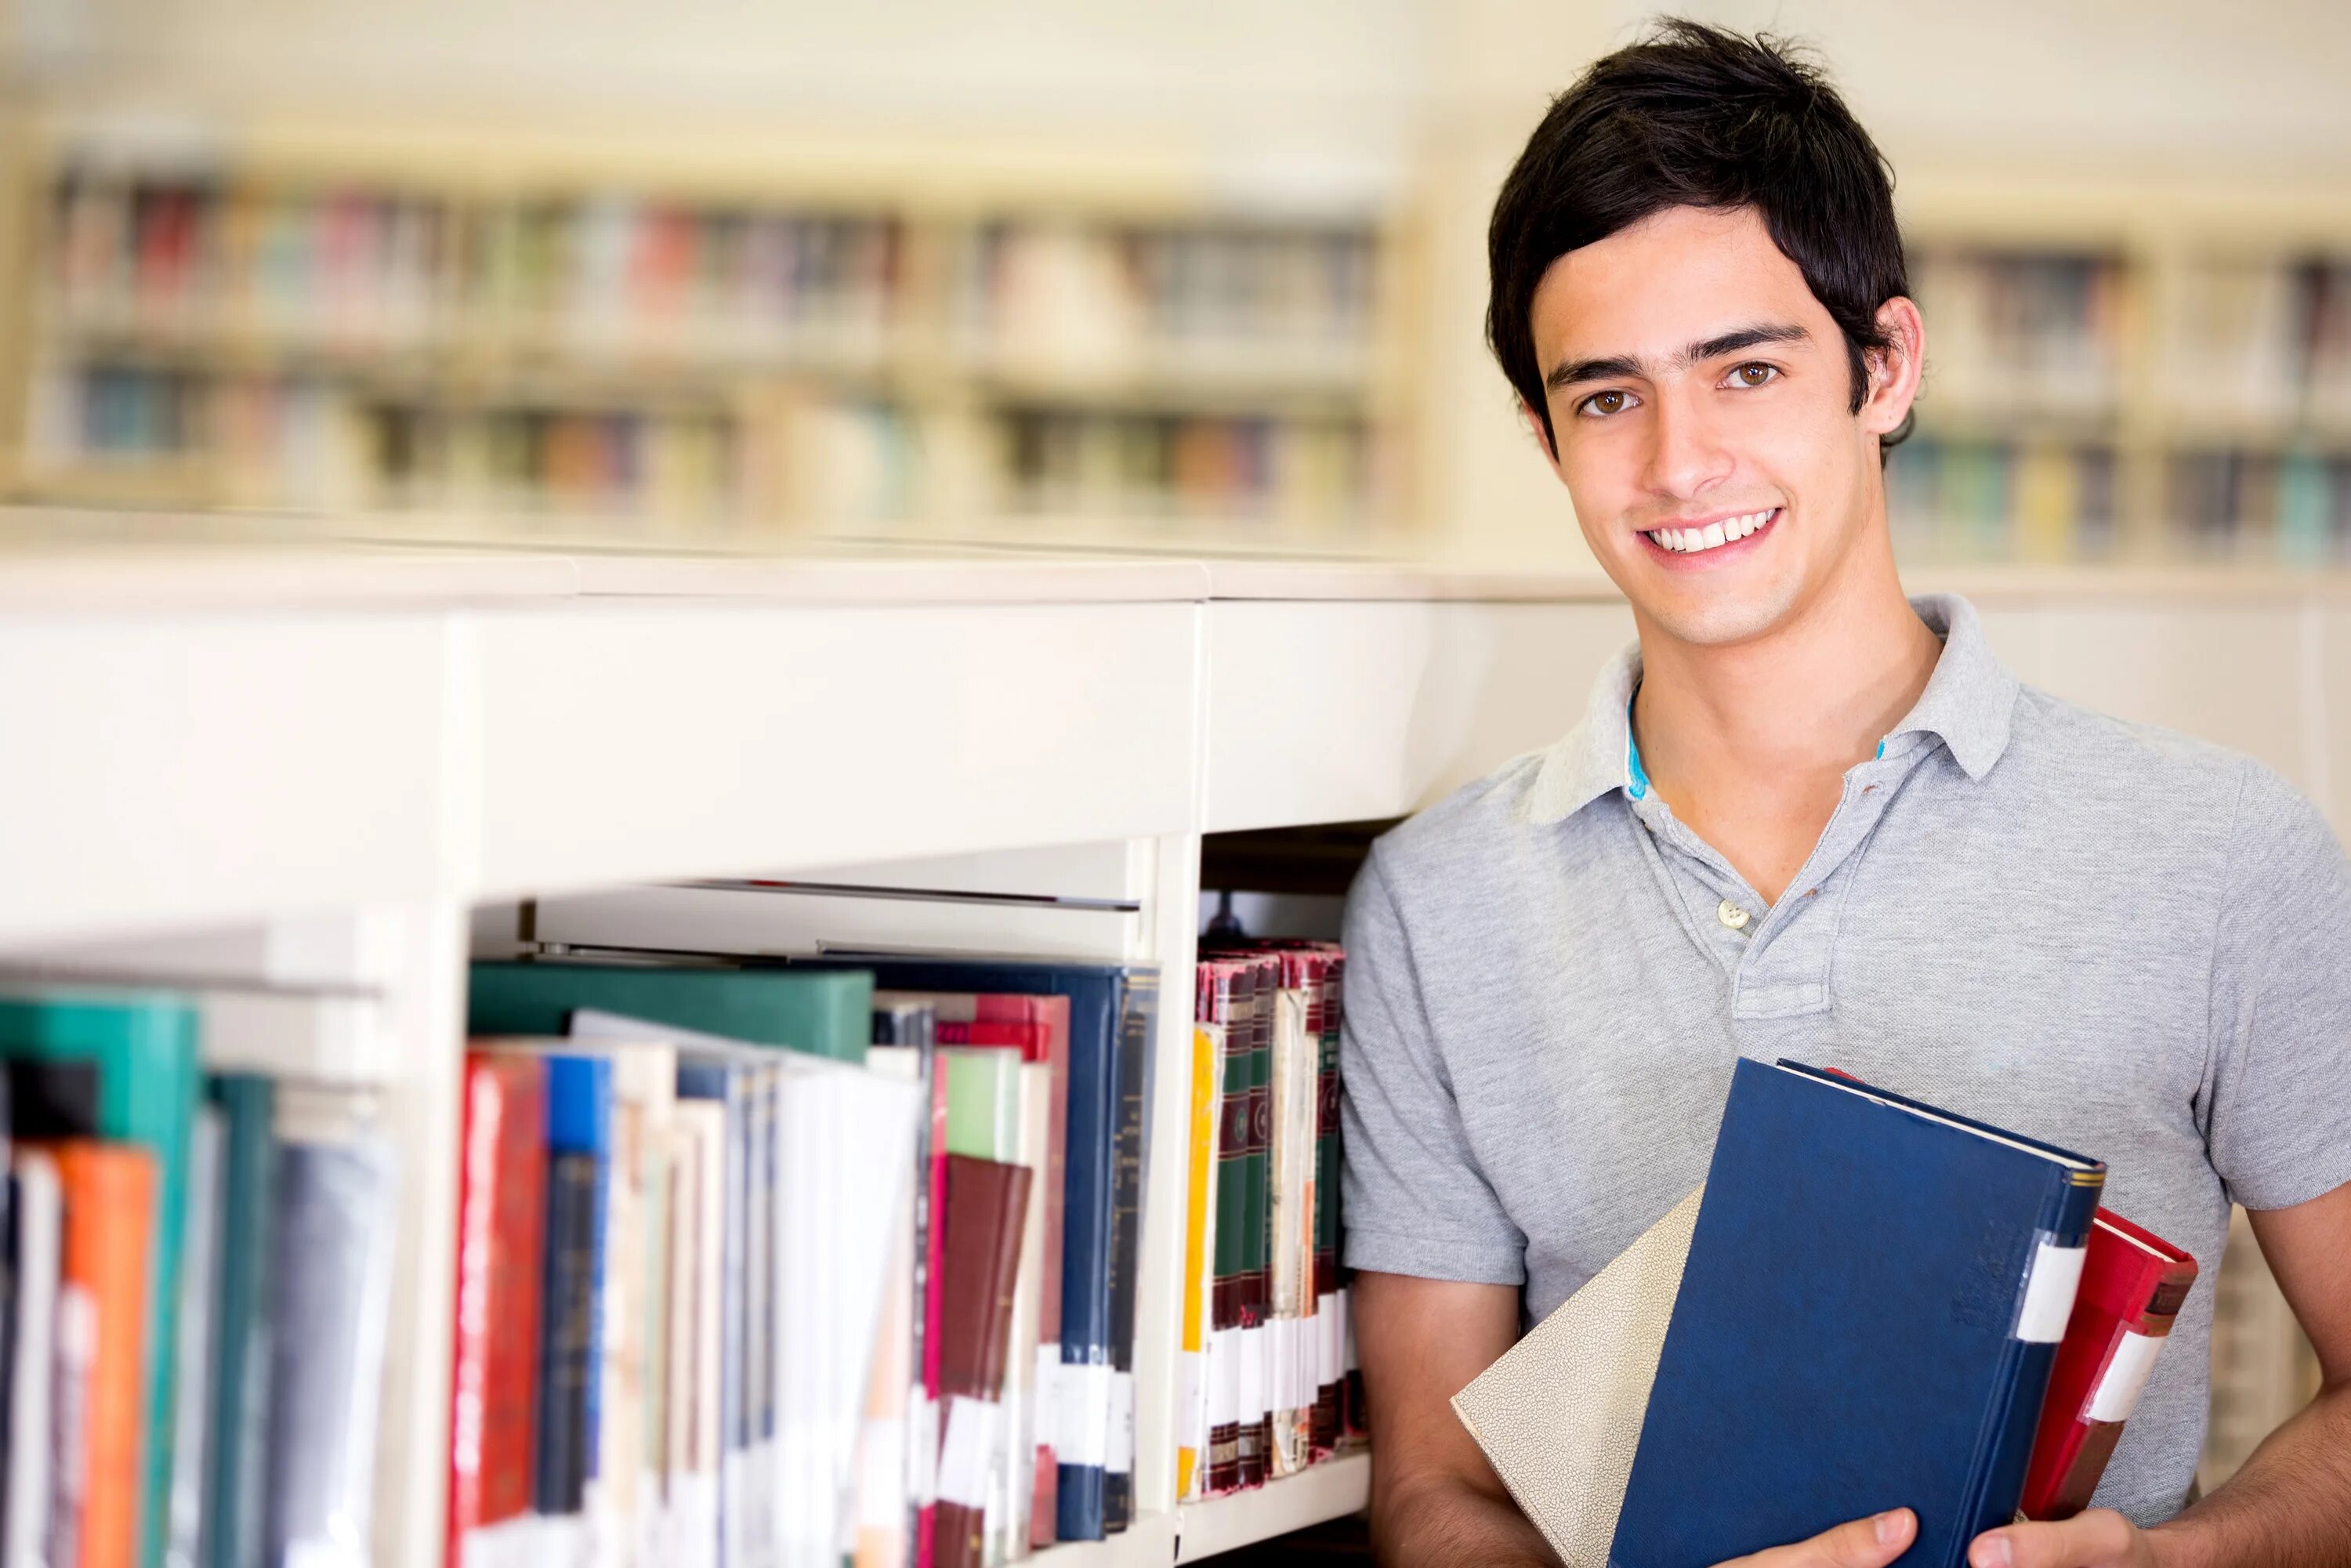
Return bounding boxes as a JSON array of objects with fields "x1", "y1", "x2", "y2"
[{"x1": 1525, "y1": 591, "x2": 2018, "y2": 827}]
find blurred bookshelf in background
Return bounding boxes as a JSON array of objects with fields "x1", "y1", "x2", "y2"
[
  {"x1": 1, "y1": 127, "x2": 1412, "y2": 554},
  {"x1": 1891, "y1": 240, "x2": 2351, "y2": 568}
]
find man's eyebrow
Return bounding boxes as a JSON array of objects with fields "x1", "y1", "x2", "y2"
[{"x1": 1542, "y1": 322, "x2": 1813, "y2": 393}]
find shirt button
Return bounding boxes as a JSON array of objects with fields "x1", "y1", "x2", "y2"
[{"x1": 1717, "y1": 899, "x2": 1751, "y2": 931}]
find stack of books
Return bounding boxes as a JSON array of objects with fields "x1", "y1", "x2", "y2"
[
  {"x1": 1452, "y1": 1059, "x2": 2200, "y2": 1568},
  {"x1": 0, "y1": 988, "x2": 399, "y2": 1568}
]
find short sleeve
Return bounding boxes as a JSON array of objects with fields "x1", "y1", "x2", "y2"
[
  {"x1": 2203, "y1": 761, "x2": 2351, "y2": 1211},
  {"x1": 1339, "y1": 846, "x2": 1527, "y2": 1284}
]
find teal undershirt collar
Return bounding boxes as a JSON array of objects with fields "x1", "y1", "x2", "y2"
[{"x1": 1625, "y1": 691, "x2": 1885, "y2": 802}]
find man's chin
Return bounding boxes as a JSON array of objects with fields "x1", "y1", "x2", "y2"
[{"x1": 1636, "y1": 576, "x2": 1806, "y2": 650}]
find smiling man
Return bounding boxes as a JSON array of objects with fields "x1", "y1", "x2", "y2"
[{"x1": 1339, "y1": 20, "x2": 2351, "y2": 1568}]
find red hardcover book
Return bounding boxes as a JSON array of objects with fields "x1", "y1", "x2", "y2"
[
  {"x1": 2020, "y1": 1208, "x2": 2198, "y2": 1520},
  {"x1": 447, "y1": 1054, "x2": 549, "y2": 1565},
  {"x1": 934, "y1": 1154, "x2": 1034, "y2": 1568}
]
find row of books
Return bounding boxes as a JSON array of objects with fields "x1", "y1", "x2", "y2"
[
  {"x1": 998, "y1": 408, "x2": 1377, "y2": 524},
  {"x1": 458, "y1": 950, "x2": 1172, "y2": 1568},
  {"x1": 1908, "y1": 251, "x2": 2128, "y2": 418},
  {"x1": 0, "y1": 991, "x2": 397, "y2": 1568},
  {"x1": 2167, "y1": 447, "x2": 2351, "y2": 563},
  {"x1": 44, "y1": 179, "x2": 1381, "y2": 371},
  {"x1": 1176, "y1": 946, "x2": 1364, "y2": 1503},
  {"x1": 961, "y1": 224, "x2": 1377, "y2": 367},
  {"x1": 2157, "y1": 258, "x2": 2351, "y2": 428},
  {"x1": 1886, "y1": 439, "x2": 2121, "y2": 563}
]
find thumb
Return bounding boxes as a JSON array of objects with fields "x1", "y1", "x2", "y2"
[{"x1": 1735, "y1": 1507, "x2": 1917, "y2": 1568}]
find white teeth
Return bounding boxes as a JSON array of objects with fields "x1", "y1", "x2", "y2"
[{"x1": 1647, "y1": 508, "x2": 1773, "y2": 554}]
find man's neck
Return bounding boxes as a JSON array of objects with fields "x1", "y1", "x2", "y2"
[{"x1": 1627, "y1": 544, "x2": 1943, "y2": 903}]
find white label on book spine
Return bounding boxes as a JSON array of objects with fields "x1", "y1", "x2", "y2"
[
  {"x1": 857, "y1": 1415, "x2": 907, "y2": 1526},
  {"x1": 2085, "y1": 1329, "x2": 2167, "y2": 1422},
  {"x1": 1317, "y1": 1291, "x2": 1340, "y2": 1385},
  {"x1": 1106, "y1": 1371, "x2": 1136, "y2": 1476},
  {"x1": 1060, "y1": 1362, "x2": 1113, "y2": 1468},
  {"x1": 2015, "y1": 1240, "x2": 2087, "y2": 1342},
  {"x1": 907, "y1": 1393, "x2": 940, "y2": 1505},
  {"x1": 1207, "y1": 1327, "x2": 1241, "y2": 1425},
  {"x1": 1033, "y1": 1347, "x2": 1063, "y2": 1453},
  {"x1": 1238, "y1": 1323, "x2": 1270, "y2": 1423},
  {"x1": 935, "y1": 1396, "x2": 1003, "y2": 1511},
  {"x1": 1179, "y1": 1349, "x2": 1206, "y2": 1448}
]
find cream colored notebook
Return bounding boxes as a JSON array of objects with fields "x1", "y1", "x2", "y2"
[{"x1": 1450, "y1": 1187, "x2": 1703, "y2": 1568}]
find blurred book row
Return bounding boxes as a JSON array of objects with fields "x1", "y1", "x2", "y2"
[{"x1": 44, "y1": 179, "x2": 1378, "y2": 372}]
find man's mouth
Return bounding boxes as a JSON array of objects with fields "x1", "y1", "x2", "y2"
[{"x1": 1642, "y1": 507, "x2": 1779, "y2": 556}]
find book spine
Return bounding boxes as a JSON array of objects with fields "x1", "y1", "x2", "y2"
[
  {"x1": 447, "y1": 1059, "x2": 546, "y2": 1562},
  {"x1": 1052, "y1": 987, "x2": 1118, "y2": 1544},
  {"x1": 1204, "y1": 969, "x2": 1248, "y2": 1497},
  {"x1": 1100, "y1": 975, "x2": 1153, "y2": 1533},
  {"x1": 539, "y1": 1152, "x2": 603, "y2": 1515},
  {"x1": 1310, "y1": 958, "x2": 1343, "y2": 1461},
  {"x1": 1241, "y1": 961, "x2": 1273, "y2": 1490},
  {"x1": 200, "y1": 1078, "x2": 275, "y2": 1568},
  {"x1": 1965, "y1": 1170, "x2": 2107, "y2": 1542},
  {"x1": 1176, "y1": 1023, "x2": 1218, "y2": 1502},
  {"x1": 2045, "y1": 1262, "x2": 2196, "y2": 1517},
  {"x1": 53, "y1": 1144, "x2": 154, "y2": 1568}
]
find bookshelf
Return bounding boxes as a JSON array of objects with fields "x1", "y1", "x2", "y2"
[
  {"x1": 1892, "y1": 173, "x2": 2351, "y2": 570},
  {"x1": 0, "y1": 117, "x2": 1422, "y2": 556},
  {"x1": 4, "y1": 529, "x2": 2349, "y2": 1567}
]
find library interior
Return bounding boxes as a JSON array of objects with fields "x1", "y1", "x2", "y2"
[{"x1": 0, "y1": 2, "x2": 2345, "y2": 1566}]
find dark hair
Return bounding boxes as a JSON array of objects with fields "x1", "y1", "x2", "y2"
[{"x1": 1487, "y1": 19, "x2": 1911, "y2": 456}]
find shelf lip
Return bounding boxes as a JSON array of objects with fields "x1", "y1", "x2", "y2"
[{"x1": 1174, "y1": 1451, "x2": 1372, "y2": 1563}]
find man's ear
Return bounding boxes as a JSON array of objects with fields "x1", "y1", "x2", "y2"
[
  {"x1": 1520, "y1": 396, "x2": 1565, "y2": 477},
  {"x1": 1859, "y1": 295, "x2": 1925, "y2": 438}
]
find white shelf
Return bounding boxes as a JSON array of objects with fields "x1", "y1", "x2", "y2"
[{"x1": 9, "y1": 526, "x2": 2351, "y2": 1568}]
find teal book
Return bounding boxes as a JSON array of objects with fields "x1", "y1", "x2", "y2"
[
  {"x1": 467, "y1": 962, "x2": 873, "y2": 1064},
  {"x1": 0, "y1": 990, "x2": 203, "y2": 1568},
  {"x1": 203, "y1": 1074, "x2": 278, "y2": 1568}
]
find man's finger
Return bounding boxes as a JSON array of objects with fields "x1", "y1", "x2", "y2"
[
  {"x1": 1969, "y1": 1508, "x2": 2135, "y2": 1568},
  {"x1": 1732, "y1": 1506, "x2": 1917, "y2": 1567}
]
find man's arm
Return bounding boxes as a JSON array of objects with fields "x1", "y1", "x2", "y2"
[
  {"x1": 1969, "y1": 1178, "x2": 2351, "y2": 1568},
  {"x1": 1355, "y1": 1269, "x2": 1557, "y2": 1566}
]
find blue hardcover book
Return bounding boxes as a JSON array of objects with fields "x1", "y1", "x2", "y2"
[
  {"x1": 791, "y1": 957, "x2": 1157, "y2": 1542},
  {"x1": 1610, "y1": 1059, "x2": 2106, "y2": 1568},
  {"x1": 538, "y1": 1056, "x2": 613, "y2": 1517}
]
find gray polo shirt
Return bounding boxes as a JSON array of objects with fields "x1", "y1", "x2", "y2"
[{"x1": 1340, "y1": 592, "x2": 2351, "y2": 1526}]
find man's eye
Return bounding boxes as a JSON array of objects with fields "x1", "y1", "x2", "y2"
[
  {"x1": 1577, "y1": 389, "x2": 1634, "y2": 418},
  {"x1": 1727, "y1": 363, "x2": 1780, "y2": 388}
]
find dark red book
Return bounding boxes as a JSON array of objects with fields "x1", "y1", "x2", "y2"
[
  {"x1": 2021, "y1": 1208, "x2": 2198, "y2": 1519},
  {"x1": 935, "y1": 1153, "x2": 1034, "y2": 1568},
  {"x1": 917, "y1": 1057, "x2": 951, "y2": 1568},
  {"x1": 447, "y1": 1054, "x2": 549, "y2": 1565},
  {"x1": 875, "y1": 988, "x2": 1071, "y2": 1551}
]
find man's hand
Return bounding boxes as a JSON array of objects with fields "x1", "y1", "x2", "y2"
[
  {"x1": 1715, "y1": 1508, "x2": 1917, "y2": 1566},
  {"x1": 1965, "y1": 1511, "x2": 2158, "y2": 1568}
]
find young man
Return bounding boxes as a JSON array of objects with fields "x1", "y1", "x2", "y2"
[{"x1": 1340, "y1": 22, "x2": 2351, "y2": 1568}]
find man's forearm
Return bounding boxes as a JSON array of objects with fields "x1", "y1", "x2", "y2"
[
  {"x1": 2150, "y1": 1382, "x2": 2351, "y2": 1568},
  {"x1": 1372, "y1": 1476, "x2": 1559, "y2": 1568}
]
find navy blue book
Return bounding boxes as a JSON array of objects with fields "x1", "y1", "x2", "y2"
[
  {"x1": 790, "y1": 955, "x2": 1157, "y2": 1542},
  {"x1": 1610, "y1": 1059, "x2": 2106, "y2": 1568},
  {"x1": 536, "y1": 1056, "x2": 612, "y2": 1517}
]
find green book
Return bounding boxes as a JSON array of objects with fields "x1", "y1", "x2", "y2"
[
  {"x1": 205, "y1": 1074, "x2": 279, "y2": 1568},
  {"x1": 942, "y1": 1048, "x2": 1021, "y2": 1161},
  {"x1": 467, "y1": 961, "x2": 874, "y2": 1063},
  {"x1": 0, "y1": 990, "x2": 203, "y2": 1568}
]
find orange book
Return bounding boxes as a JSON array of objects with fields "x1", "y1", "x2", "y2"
[{"x1": 50, "y1": 1143, "x2": 156, "y2": 1568}]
